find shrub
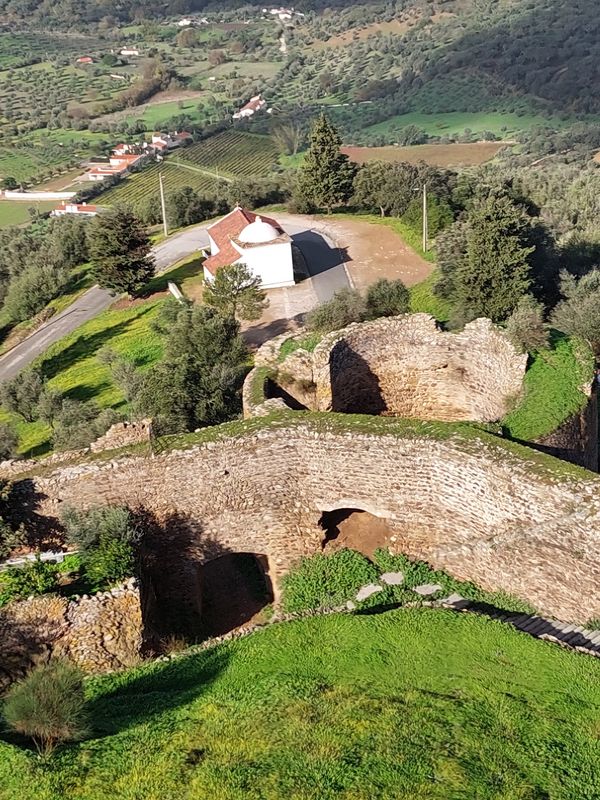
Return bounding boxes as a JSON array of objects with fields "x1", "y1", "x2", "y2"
[
  {"x1": 51, "y1": 400, "x2": 121, "y2": 451},
  {"x1": 364, "y1": 278, "x2": 410, "y2": 320},
  {"x1": 550, "y1": 269, "x2": 600, "y2": 353},
  {"x1": 281, "y1": 549, "x2": 378, "y2": 613},
  {"x1": 61, "y1": 506, "x2": 138, "y2": 591},
  {"x1": 505, "y1": 295, "x2": 549, "y2": 353},
  {"x1": 3, "y1": 660, "x2": 89, "y2": 756},
  {"x1": 0, "y1": 367, "x2": 45, "y2": 423},
  {"x1": 3, "y1": 262, "x2": 68, "y2": 323},
  {"x1": 0, "y1": 557, "x2": 59, "y2": 607},
  {"x1": 0, "y1": 422, "x2": 18, "y2": 460},
  {"x1": 305, "y1": 288, "x2": 366, "y2": 333}
]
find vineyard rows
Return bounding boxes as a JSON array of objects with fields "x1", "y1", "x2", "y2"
[
  {"x1": 178, "y1": 131, "x2": 278, "y2": 177},
  {"x1": 97, "y1": 161, "x2": 219, "y2": 208}
]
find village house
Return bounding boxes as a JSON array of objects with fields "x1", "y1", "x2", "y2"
[
  {"x1": 150, "y1": 131, "x2": 193, "y2": 152},
  {"x1": 51, "y1": 202, "x2": 99, "y2": 217},
  {"x1": 203, "y1": 206, "x2": 295, "y2": 289},
  {"x1": 84, "y1": 153, "x2": 146, "y2": 181},
  {"x1": 76, "y1": 56, "x2": 94, "y2": 64},
  {"x1": 120, "y1": 47, "x2": 140, "y2": 57},
  {"x1": 233, "y1": 94, "x2": 269, "y2": 120}
]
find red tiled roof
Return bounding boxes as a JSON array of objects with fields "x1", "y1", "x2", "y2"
[
  {"x1": 54, "y1": 203, "x2": 98, "y2": 213},
  {"x1": 203, "y1": 208, "x2": 283, "y2": 274}
]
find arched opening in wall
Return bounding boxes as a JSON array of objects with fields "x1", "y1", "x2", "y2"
[
  {"x1": 319, "y1": 509, "x2": 394, "y2": 558},
  {"x1": 265, "y1": 377, "x2": 308, "y2": 411},
  {"x1": 199, "y1": 553, "x2": 273, "y2": 639}
]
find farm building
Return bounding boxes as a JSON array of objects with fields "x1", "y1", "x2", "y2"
[
  {"x1": 203, "y1": 207, "x2": 294, "y2": 289},
  {"x1": 76, "y1": 56, "x2": 94, "y2": 64},
  {"x1": 151, "y1": 131, "x2": 193, "y2": 152},
  {"x1": 51, "y1": 202, "x2": 99, "y2": 217},
  {"x1": 85, "y1": 153, "x2": 146, "y2": 181},
  {"x1": 233, "y1": 94, "x2": 269, "y2": 120},
  {"x1": 120, "y1": 47, "x2": 140, "y2": 57}
]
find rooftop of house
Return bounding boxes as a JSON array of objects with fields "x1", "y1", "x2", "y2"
[{"x1": 204, "y1": 207, "x2": 285, "y2": 274}]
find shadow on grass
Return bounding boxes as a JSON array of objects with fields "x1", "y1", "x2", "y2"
[
  {"x1": 40, "y1": 306, "x2": 155, "y2": 381},
  {"x1": 86, "y1": 646, "x2": 231, "y2": 738}
]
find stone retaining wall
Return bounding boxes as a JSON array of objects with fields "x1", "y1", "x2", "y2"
[
  {"x1": 7, "y1": 417, "x2": 600, "y2": 622},
  {"x1": 0, "y1": 580, "x2": 142, "y2": 690}
]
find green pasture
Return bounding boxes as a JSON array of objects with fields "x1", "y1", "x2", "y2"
[
  {"x1": 364, "y1": 111, "x2": 573, "y2": 138},
  {"x1": 1, "y1": 608, "x2": 600, "y2": 799}
]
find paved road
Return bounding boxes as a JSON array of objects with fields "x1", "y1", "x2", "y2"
[{"x1": 0, "y1": 215, "x2": 348, "y2": 382}]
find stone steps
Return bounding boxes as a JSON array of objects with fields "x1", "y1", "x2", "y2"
[{"x1": 438, "y1": 596, "x2": 600, "y2": 657}]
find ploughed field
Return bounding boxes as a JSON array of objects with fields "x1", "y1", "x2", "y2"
[{"x1": 1, "y1": 608, "x2": 599, "y2": 799}]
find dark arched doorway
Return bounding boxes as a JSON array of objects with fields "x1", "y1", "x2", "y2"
[
  {"x1": 199, "y1": 553, "x2": 273, "y2": 639},
  {"x1": 319, "y1": 509, "x2": 394, "y2": 558}
]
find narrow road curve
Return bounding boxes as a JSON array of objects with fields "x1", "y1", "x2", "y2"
[{"x1": 0, "y1": 215, "x2": 347, "y2": 382}]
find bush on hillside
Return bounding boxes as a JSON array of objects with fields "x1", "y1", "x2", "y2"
[
  {"x1": 2, "y1": 261, "x2": 68, "y2": 323},
  {"x1": 0, "y1": 422, "x2": 18, "y2": 461},
  {"x1": 305, "y1": 288, "x2": 366, "y2": 333},
  {"x1": 51, "y1": 401, "x2": 121, "y2": 451},
  {"x1": 3, "y1": 660, "x2": 89, "y2": 756},
  {"x1": 0, "y1": 367, "x2": 45, "y2": 423},
  {"x1": 505, "y1": 295, "x2": 549, "y2": 353},
  {"x1": 364, "y1": 278, "x2": 410, "y2": 319},
  {"x1": 0, "y1": 557, "x2": 59, "y2": 607},
  {"x1": 550, "y1": 269, "x2": 600, "y2": 353},
  {"x1": 62, "y1": 505, "x2": 138, "y2": 591}
]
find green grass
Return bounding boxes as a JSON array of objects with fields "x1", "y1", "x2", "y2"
[
  {"x1": 409, "y1": 270, "x2": 453, "y2": 322},
  {"x1": 364, "y1": 111, "x2": 573, "y2": 138},
  {"x1": 0, "y1": 200, "x2": 56, "y2": 228},
  {"x1": 278, "y1": 332, "x2": 323, "y2": 362},
  {"x1": 2, "y1": 608, "x2": 600, "y2": 798},
  {"x1": 502, "y1": 333, "x2": 595, "y2": 442},
  {"x1": 0, "y1": 257, "x2": 206, "y2": 456},
  {"x1": 120, "y1": 98, "x2": 206, "y2": 128}
]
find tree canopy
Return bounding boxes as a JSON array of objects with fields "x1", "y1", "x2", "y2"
[{"x1": 88, "y1": 208, "x2": 155, "y2": 296}]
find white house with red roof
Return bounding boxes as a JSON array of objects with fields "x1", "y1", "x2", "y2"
[
  {"x1": 203, "y1": 207, "x2": 294, "y2": 289},
  {"x1": 233, "y1": 94, "x2": 269, "y2": 120},
  {"x1": 51, "y1": 202, "x2": 99, "y2": 217},
  {"x1": 85, "y1": 153, "x2": 146, "y2": 181}
]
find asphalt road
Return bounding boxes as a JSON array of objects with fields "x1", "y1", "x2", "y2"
[{"x1": 0, "y1": 215, "x2": 348, "y2": 382}]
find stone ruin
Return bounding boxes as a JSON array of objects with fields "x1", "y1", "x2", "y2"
[{"x1": 247, "y1": 314, "x2": 527, "y2": 422}]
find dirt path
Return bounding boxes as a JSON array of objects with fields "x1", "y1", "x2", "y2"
[{"x1": 312, "y1": 216, "x2": 434, "y2": 290}]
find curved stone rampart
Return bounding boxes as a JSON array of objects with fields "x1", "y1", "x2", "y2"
[
  {"x1": 8, "y1": 416, "x2": 600, "y2": 622},
  {"x1": 311, "y1": 314, "x2": 527, "y2": 420}
]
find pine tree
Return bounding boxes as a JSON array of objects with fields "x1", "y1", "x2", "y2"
[
  {"x1": 298, "y1": 114, "x2": 355, "y2": 213},
  {"x1": 88, "y1": 207, "x2": 155, "y2": 296},
  {"x1": 203, "y1": 263, "x2": 268, "y2": 321},
  {"x1": 453, "y1": 195, "x2": 536, "y2": 322}
]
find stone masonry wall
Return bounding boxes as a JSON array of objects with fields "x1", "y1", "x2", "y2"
[
  {"x1": 0, "y1": 581, "x2": 142, "y2": 689},
  {"x1": 535, "y1": 383, "x2": 599, "y2": 472},
  {"x1": 7, "y1": 417, "x2": 600, "y2": 623},
  {"x1": 310, "y1": 315, "x2": 527, "y2": 420}
]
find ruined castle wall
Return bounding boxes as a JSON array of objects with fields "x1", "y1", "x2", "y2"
[
  {"x1": 311, "y1": 315, "x2": 527, "y2": 420},
  {"x1": 535, "y1": 384, "x2": 599, "y2": 472},
  {"x1": 11, "y1": 419, "x2": 600, "y2": 622}
]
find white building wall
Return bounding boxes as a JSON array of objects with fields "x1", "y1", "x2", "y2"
[{"x1": 242, "y1": 242, "x2": 294, "y2": 289}]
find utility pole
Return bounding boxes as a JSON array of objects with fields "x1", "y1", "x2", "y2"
[
  {"x1": 159, "y1": 172, "x2": 168, "y2": 238},
  {"x1": 422, "y1": 183, "x2": 428, "y2": 253}
]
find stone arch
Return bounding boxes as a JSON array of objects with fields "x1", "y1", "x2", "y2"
[{"x1": 198, "y1": 552, "x2": 274, "y2": 638}]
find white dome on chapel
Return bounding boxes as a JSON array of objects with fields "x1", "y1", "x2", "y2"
[{"x1": 238, "y1": 216, "x2": 280, "y2": 244}]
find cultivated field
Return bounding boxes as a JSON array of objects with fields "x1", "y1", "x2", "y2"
[
  {"x1": 96, "y1": 161, "x2": 219, "y2": 208},
  {"x1": 364, "y1": 111, "x2": 570, "y2": 138},
  {"x1": 178, "y1": 131, "x2": 279, "y2": 177},
  {"x1": 342, "y1": 142, "x2": 506, "y2": 167}
]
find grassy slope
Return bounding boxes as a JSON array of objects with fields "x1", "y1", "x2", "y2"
[
  {"x1": 0, "y1": 256, "x2": 205, "y2": 456},
  {"x1": 502, "y1": 334, "x2": 595, "y2": 442},
  {"x1": 363, "y1": 110, "x2": 572, "y2": 138},
  {"x1": 0, "y1": 200, "x2": 57, "y2": 228},
  {"x1": 2, "y1": 609, "x2": 600, "y2": 799}
]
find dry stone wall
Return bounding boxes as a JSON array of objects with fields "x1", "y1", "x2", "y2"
[
  {"x1": 7, "y1": 417, "x2": 600, "y2": 623},
  {"x1": 0, "y1": 580, "x2": 142, "y2": 689}
]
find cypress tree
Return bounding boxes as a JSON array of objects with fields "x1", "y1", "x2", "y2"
[
  {"x1": 454, "y1": 195, "x2": 536, "y2": 322},
  {"x1": 89, "y1": 207, "x2": 155, "y2": 296},
  {"x1": 298, "y1": 114, "x2": 355, "y2": 213}
]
